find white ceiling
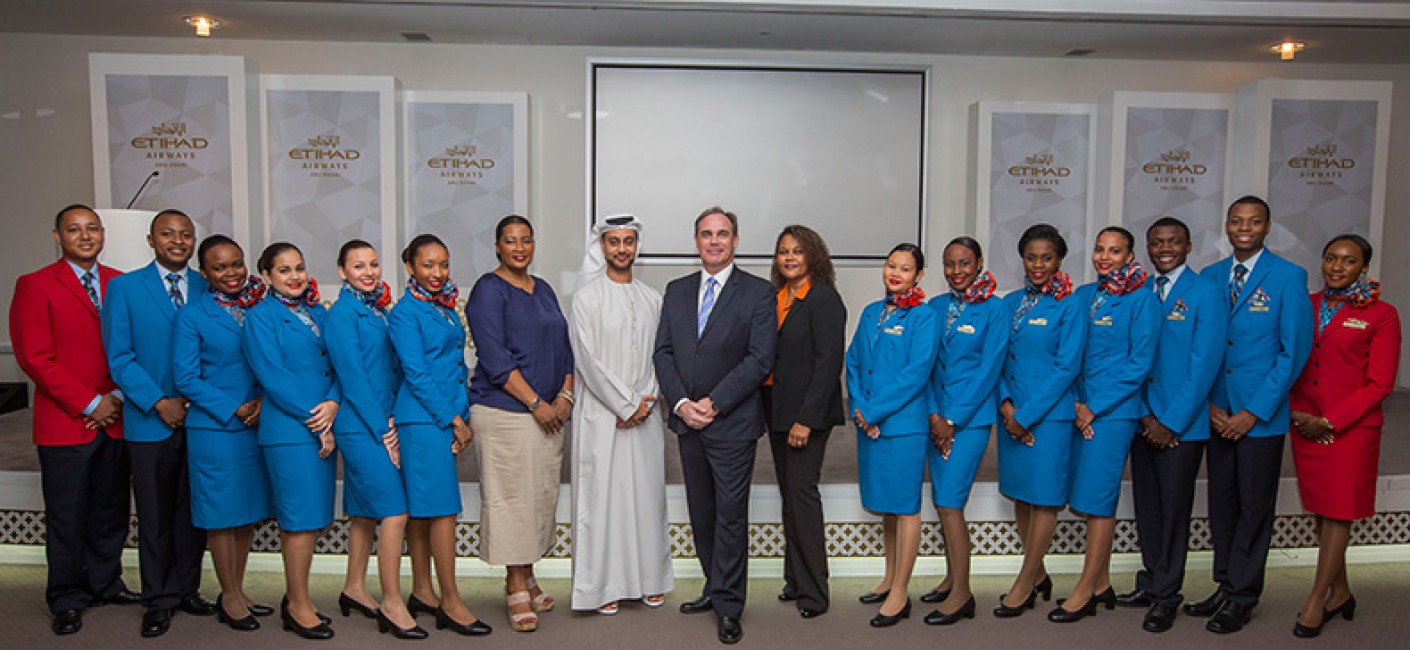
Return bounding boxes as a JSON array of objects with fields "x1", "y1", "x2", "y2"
[{"x1": 4, "y1": 0, "x2": 1410, "y2": 63}]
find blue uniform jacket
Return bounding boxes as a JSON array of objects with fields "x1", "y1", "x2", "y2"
[
  {"x1": 172, "y1": 292, "x2": 260, "y2": 431},
  {"x1": 324, "y1": 287, "x2": 402, "y2": 441},
  {"x1": 928, "y1": 294, "x2": 1010, "y2": 429},
  {"x1": 1072, "y1": 282, "x2": 1162, "y2": 421},
  {"x1": 1202, "y1": 251, "x2": 1313, "y2": 438},
  {"x1": 387, "y1": 294, "x2": 469, "y2": 428},
  {"x1": 845, "y1": 299, "x2": 939, "y2": 436},
  {"x1": 242, "y1": 298, "x2": 343, "y2": 446},
  {"x1": 1143, "y1": 270, "x2": 1228, "y2": 441},
  {"x1": 103, "y1": 262, "x2": 207, "y2": 442},
  {"x1": 999, "y1": 291, "x2": 1087, "y2": 429}
]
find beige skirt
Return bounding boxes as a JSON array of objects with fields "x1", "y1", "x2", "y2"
[{"x1": 470, "y1": 404, "x2": 565, "y2": 565}]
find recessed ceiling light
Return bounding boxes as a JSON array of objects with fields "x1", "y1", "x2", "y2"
[
  {"x1": 1269, "y1": 41, "x2": 1306, "y2": 61},
  {"x1": 183, "y1": 16, "x2": 222, "y2": 38}
]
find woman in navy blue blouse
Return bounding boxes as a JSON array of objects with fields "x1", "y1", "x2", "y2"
[{"x1": 465, "y1": 215, "x2": 575, "y2": 633}]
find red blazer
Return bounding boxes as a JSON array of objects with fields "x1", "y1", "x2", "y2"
[
  {"x1": 1291, "y1": 292, "x2": 1402, "y2": 431},
  {"x1": 9, "y1": 259, "x2": 124, "y2": 446}
]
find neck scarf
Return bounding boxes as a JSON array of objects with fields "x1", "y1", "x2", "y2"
[
  {"x1": 270, "y1": 277, "x2": 320, "y2": 307},
  {"x1": 1099, "y1": 260, "x2": 1148, "y2": 296},
  {"x1": 209, "y1": 276, "x2": 267, "y2": 309},
  {"x1": 347, "y1": 280, "x2": 392, "y2": 315},
  {"x1": 886, "y1": 285, "x2": 926, "y2": 310},
  {"x1": 407, "y1": 277, "x2": 459, "y2": 311},
  {"x1": 1012, "y1": 271, "x2": 1072, "y2": 331},
  {"x1": 947, "y1": 270, "x2": 997, "y2": 332},
  {"x1": 1321, "y1": 277, "x2": 1381, "y2": 334}
]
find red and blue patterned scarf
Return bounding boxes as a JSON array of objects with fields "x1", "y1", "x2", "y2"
[
  {"x1": 347, "y1": 280, "x2": 393, "y2": 316},
  {"x1": 886, "y1": 285, "x2": 926, "y2": 310},
  {"x1": 947, "y1": 270, "x2": 997, "y2": 332},
  {"x1": 1320, "y1": 277, "x2": 1381, "y2": 333},
  {"x1": 270, "y1": 277, "x2": 321, "y2": 307},
  {"x1": 1092, "y1": 261, "x2": 1147, "y2": 315},
  {"x1": 1012, "y1": 270, "x2": 1072, "y2": 331},
  {"x1": 208, "y1": 276, "x2": 266, "y2": 326}
]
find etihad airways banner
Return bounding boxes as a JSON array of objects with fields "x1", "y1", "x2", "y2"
[{"x1": 262, "y1": 75, "x2": 397, "y2": 286}]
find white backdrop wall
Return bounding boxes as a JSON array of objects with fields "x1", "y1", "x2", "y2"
[{"x1": 2, "y1": 33, "x2": 1409, "y2": 385}]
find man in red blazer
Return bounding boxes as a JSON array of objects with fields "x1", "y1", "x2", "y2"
[{"x1": 9, "y1": 204, "x2": 139, "y2": 636}]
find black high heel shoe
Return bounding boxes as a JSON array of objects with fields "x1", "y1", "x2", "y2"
[
  {"x1": 435, "y1": 607, "x2": 492, "y2": 636},
  {"x1": 869, "y1": 598, "x2": 912, "y2": 628},
  {"x1": 281, "y1": 596, "x2": 334, "y2": 640},
  {"x1": 858, "y1": 590, "x2": 891, "y2": 605},
  {"x1": 1047, "y1": 597, "x2": 1098, "y2": 623},
  {"x1": 216, "y1": 593, "x2": 259, "y2": 631},
  {"x1": 993, "y1": 590, "x2": 1037, "y2": 618},
  {"x1": 1057, "y1": 587, "x2": 1118, "y2": 610},
  {"x1": 377, "y1": 610, "x2": 429, "y2": 640},
  {"x1": 339, "y1": 593, "x2": 379, "y2": 619},
  {"x1": 920, "y1": 586, "x2": 952, "y2": 604},
  {"x1": 923, "y1": 596, "x2": 976, "y2": 625},
  {"x1": 1323, "y1": 595, "x2": 1356, "y2": 623},
  {"x1": 247, "y1": 602, "x2": 275, "y2": 617},
  {"x1": 1293, "y1": 618, "x2": 1324, "y2": 638},
  {"x1": 406, "y1": 595, "x2": 438, "y2": 619},
  {"x1": 1035, "y1": 576, "x2": 1054, "y2": 602}
]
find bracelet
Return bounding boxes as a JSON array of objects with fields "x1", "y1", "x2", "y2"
[{"x1": 558, "y1": 390, "x2": 575, "y2": 406}]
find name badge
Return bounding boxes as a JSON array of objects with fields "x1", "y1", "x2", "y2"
[
  {"x1": 1166, "y1": 313, "x2": 1186, "y2": 321},
  {"x1": 1028, "y1": 317, "x2": 1048, "y2": 326},
  {"x1": 1248, "y1": 302, "x2": 1270, "y2": 313},
  {"x1": 957, "y1": 324, "x2": 977, "y2": 334},
  {"x1": 1094, "y1": 316, "x2": 1114, "y2": 327},
  {"x1": 1249, "y1": 287, "x2": 1271, "y2": 311},
  {"x1": 884, "y1": 325, "x2": 905, "y2": 336},
  {"x1": 1343, "y1": 318, "x2": 1369, "y2": 330}
]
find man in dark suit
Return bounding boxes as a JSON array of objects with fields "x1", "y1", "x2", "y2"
[
  {"x1": 102, "y1": 209, "x2": 216, "y2": 637},
  {"x1": 10, "y1": 204, "x2": 139, "y2": 636},
  {"x1": 654, "y1": 206, "x2": 777, "y2": 645}
]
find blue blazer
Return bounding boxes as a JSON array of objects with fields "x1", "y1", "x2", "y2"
[
  {"x1": 1202, "y1": 251, "x2": 1314, "y2": 438},
  {"x1": 845, "y1": 300, "x2": 939, "y2": 436},
  {"x1": 1143, "y1": 269, "x2": 1228, "y2": 441},
  {"x1": 387, "y1": 294, "x2": 469, "y2": 428},
  {"x1": 1072, "y1": 283, "x2": 1162, "y2": 421},
  {"x1": 242, "y1": 298, "x2": 343, "y2": 446},
  {"x1": 172, "y1": 292, "x2": 260, "y2": 431},
  {"x1": 1000, "y1": 291, "x2": 1087, "y2": 428},
  {"x1": 928, "y1": 295, "x2": 1010, "y2": 429},
  {"x1": 103, "y1": 262, "x2": 207, "y2": 442},
  {"x1": 324, "y1": 288, "x2": 402, "y2": 440}
]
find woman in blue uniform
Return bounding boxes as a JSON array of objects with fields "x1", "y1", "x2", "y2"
[
  {"x1": 1049, "y1": 226, "x2": 1160, "y2": 622},
  {"x1": 845, "y1": 243, "x2": 939, "y2": 628},
  {"x1": 387, "y1": 234, "x2": 491, "y2": 636},
  {"x1": 995, "y1": 224, "x2": 1086, "y2": 618},
  {"x1": 323, "y1": 239, "x2": 424, "y2": 639},
  {"x1": 243, "y1": 242, "x2": 339, "y2": 640},
  {"x1": 920, "y1": 236, "x2": 1009, "y2": 625},
  {"x1": 172, "y1": 235, "x2": 274, "y2": 631}
]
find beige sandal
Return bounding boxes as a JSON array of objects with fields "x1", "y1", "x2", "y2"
[
  {"x1": 505, "y1": 590, "x2": 538, "y2": 632},
  {"x1": 524, "y1": 577, "x2": 555, "y2": 612}
]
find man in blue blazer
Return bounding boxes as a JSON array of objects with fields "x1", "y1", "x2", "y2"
[
  {"x1": 102, "y1": 210, "x2": 215, "y2": 637},
  {"x1": 1189, "y1": 197, "x2": 1313, "y2": 633},
  {"x1": 1118, "y1": 217, "x2": 1227, "y2": 633},
  {"x1": 654, "y1": 207, "x2": 777, "y2": 645}
]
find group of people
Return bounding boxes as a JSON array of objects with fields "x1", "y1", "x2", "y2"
[{"x1": 8, "y1": 196, "x2": 1397, "y2": 645}]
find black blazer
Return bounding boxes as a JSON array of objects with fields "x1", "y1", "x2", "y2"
[
  {"x1": 768, "y1": 282, "x2": 846, "y2": 432},
  {"x1": 654, "y1": 267, "x2": 778, "y2": 441}
]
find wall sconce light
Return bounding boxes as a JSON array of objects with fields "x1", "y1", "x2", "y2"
[
  {"x1": 184, "y1": 16, "x2": 222, "y2": 38},
  {"x1": 1269, "y1": 41, "x2": 1306, "y2": 61}
]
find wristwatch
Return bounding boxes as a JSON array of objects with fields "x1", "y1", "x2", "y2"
[{"x1": 529, "y1": 396, "x2": 542, "y2": 411}]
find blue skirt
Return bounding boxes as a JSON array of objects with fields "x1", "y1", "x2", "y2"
[
  {"x1": 1067, "y1": 418, "x2": 1139, "y2": 517},
  {"x1": 335, "y1": 428, "x2": 408, "y2": 519},
  {"x1": 398, "y1": 423, "x2": 462, "y2": 518},
  {"x1": 187, "y1": 425, "x2": 273, "y2": 530},
  {"x1": 927, "y1": 424, "x2": 992, "y2": 509},
  {"x1": 263, "y1": 442, "x2": 336, "y2": 532},
  {"x1": 857, "y1": 429, "x2": 927, "y2": 515},
  {"x1": 996, "y1": 418, "x2": 1071, "y2": 507}
]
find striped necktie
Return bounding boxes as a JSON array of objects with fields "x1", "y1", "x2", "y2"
[
  {"x1": 698, "y1": 277, "x2": 718, "y2": 337},
  {"x1": 1155, "y1": 276, "x2": 1170, "y2": 302},
  {"x1": 166, "y1": 272, "x2": 184, "y2": 309},
  {"x1": 81, "y1": 271, "x2": 100, "y2": 310},
  {"x1": 1229, "y1": 263, "x2": 1248, "y2": 306}
]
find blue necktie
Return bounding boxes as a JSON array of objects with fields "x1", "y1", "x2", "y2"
[
  {"x1": 81, "y1": 271, "x2": 100, "y2": 310},
  {"x1": 1230, "y1": 263, "x2": 1248, "y2": 306},
  {"x1": 166, "y1": 272, "x2": 184, "y2": 309},
  {"x1": 698, "y1": 277, "x2": 718, "y2": 337},
  {"x1": 1155, "y1": 276, "x2": 1170, "y2": 302}
]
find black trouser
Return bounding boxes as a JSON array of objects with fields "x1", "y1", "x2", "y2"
[
  {"x1": 677, "y1": 431, "x2": 757, "y2": 620},
  {"x1": 1130, "y1": 438, "x2": 1204, "y2": 606},
  {"x1": 129, "y1": 427, "x2": 207, "y2": 611},
  {"x1": 38, "y1": 432, "x2": 132, "y2": 614},
  {"x1": 768, "y1": 427, "x2": 831, "y2": 612},
  {"x1": 1205, "y1": 434, "x2": 1284, "y2": 608}
]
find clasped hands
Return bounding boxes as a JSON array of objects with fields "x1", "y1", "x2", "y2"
[
  {"x1": 1291, "y1": 411, "x2": 1335, "y2": 445},
  {"x1": 999, "y1": 399, "x2": 1033, "y2": 447},
  {"x1": 616, "y1": 396, "x2": 657, "y2": 429},
  {"x1": 531, "y1": 395, "x2": 572, "y2": 434},
  {"x1": 853, "y1": 408, "x2": 879, "y2": 440},
  {"x1": 305, "y1": 400, "x2": 339, "y2": 458},
  {"x1": 678, "y1": 397, "x2": 718, "y2": 431},
  {"x1": 83, "y1": 393, "x2": 123, "y2": 430},
  {"x1": 1139, "y1": 415, "x2": 1179, "y2": 449},
  {"x1": 927, "y1": 414, "x2": 954, "y2": 459},
  {"x1": 1208, "y1": 404, "x2": 1258, "y2": 441}
]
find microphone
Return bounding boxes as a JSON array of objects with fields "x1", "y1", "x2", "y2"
[{"x1": 125, "y1": 170, "x2": 160, "y2": 209}]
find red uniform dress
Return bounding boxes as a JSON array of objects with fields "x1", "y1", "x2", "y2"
[{"x1": 1290, "y1": 291, "x2": 1401, "y2": 520}]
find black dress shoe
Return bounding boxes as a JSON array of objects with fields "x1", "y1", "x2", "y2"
[
  {"x1": 869, "y1": 598, "x2": 912, "y2": 627},
  {"x1": 99, "y1": 588, "x2": 143, "y2": 606},
  {"x1": 1117, "y1": 589, "x2": 1151, "y2": 608},
  {"x1": 52, "y1": 609, "x2": 82, "y2": 636},
  {"x1": 1206, "y1": 601, "x2": 1251, "y2": 634},
  {"x1": 281, "y1": 596, "x2": 334, "y2": 640},
  {"x1": 180, "y1": 594, "x2": 219, "y2": 616},
  {"x1": 141, "y1": 608, "x2": 173, "y2": 638},
  {"x1": 1183, "y1": 590, "x2": 1223, "y2": 617},
  {"x1": 858, "y1": 590, "x2": 890, "y2": 604},
  {"x1": 377, "y1": 609, "x2": 429, "y2": 639},
  {"x1": 1047, "y1": 597, "x2": 1097, "y2": 623},
  {"x1": 1143, "y1": 603, "x2": 1177, "y2": 633},
  {"x1": 718, "y1": 616, "x2": 743, "y2": 644},
  {"x1": 406, "y1": 595, "x2": 438, "y2": 618},
  {"x1": 680, "y1": 595, "x2": 714, "y2": 614},
  {"x1": 993, "y1": 590, "x2": 1037, "y2": 618},
  {"x1": 1056, "y1": 587, "x2": 1114, "y2": 609},
  {"x1": 920, "y1": 587, "x2": 951, "y2": 604},
  {"x1": 1035, "y1": 576, "x2": 1054, "y2": 602},
  {"x1": 339, "y1": 592, "x2": 379, "y2": 618},
  {"x1": 247, "y1": 602, "x2": 275, "y2": 617},
  {"x1": 216, "y1": 594, "x2": 260, "y2": 631},
  {"x1": 777, "y1": 587, "x2": 798, "y2": 602},
  {"x1": 799, "y1": 607, "x2": 826, "y2": 619},
  {"x1": 923, "y1": 596, "x2": 976, "y2": 625},
  {"x1": 1323, "y1": 595, "x2": 1356, "y2": 623},
  {"x1": 434, "y1": 607, "x2": 492, "y2": 636}
]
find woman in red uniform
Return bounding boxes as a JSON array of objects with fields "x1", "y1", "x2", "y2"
[{"x1": 1289, "y1": 234, "x2": 1400, "y2": 638}]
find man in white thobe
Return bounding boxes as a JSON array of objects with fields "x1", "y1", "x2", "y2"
[{"x1": 569, "y1": 215, "x2": 674, "y2": 613}]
